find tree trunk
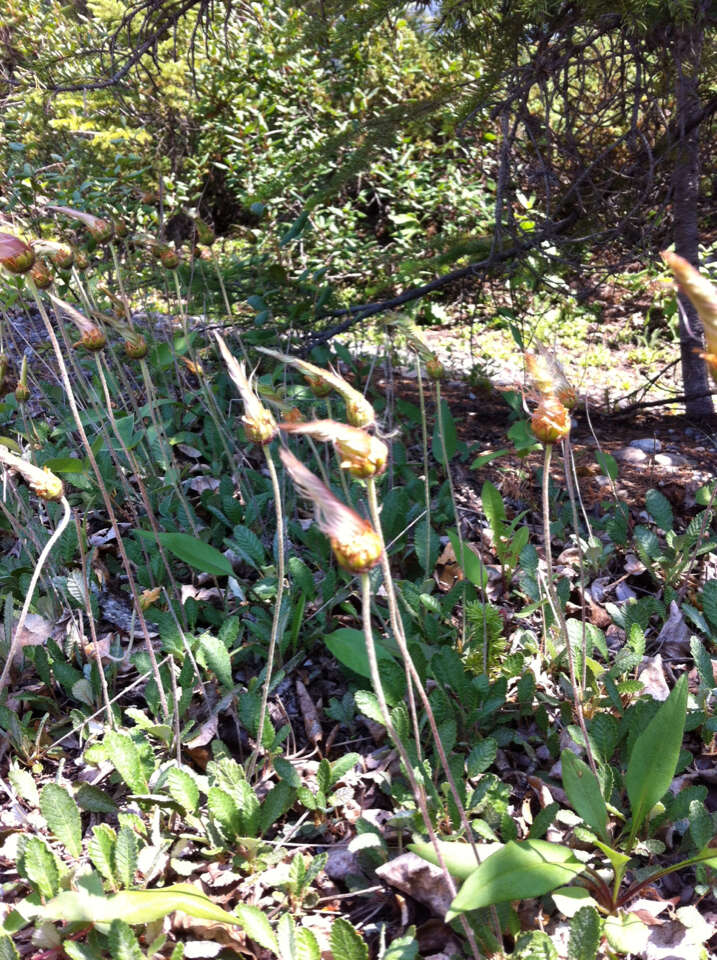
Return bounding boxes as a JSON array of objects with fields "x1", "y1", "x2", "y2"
[{"x1": 672, "y1": 10, "x2": 714, "y2": 420}]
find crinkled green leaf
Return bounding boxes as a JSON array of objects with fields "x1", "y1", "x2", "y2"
[{"x1": 40, "y1": 783, "x2": 82, "y2": 859}]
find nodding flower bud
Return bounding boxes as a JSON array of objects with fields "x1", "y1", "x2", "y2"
[
  {"x1": 279, "y1": 448, "x2": 382, "y2": 574},
  {"x1": 194, "y1": 219, "x2": 215, "y2": 246},
  {"x1": 124, "y1": 333, "x2": 148, "y2": 359},
  {"x1": 215, "y1": 334, "x2": 278, "y2": 446},
  {"x1": 425, "y1": 354, "x2": 444, "y2": 381},
  {"x1": 160, "y1": 248, "x2": 180, "y2": 270},
  {"x1": 46, "y1": 206, "x2": 114, "y2": 245},
  {"x1": 280, "y1": 420, "x2": 388, "y2": 478},
  {"x1": 0, "y1": 445, "x2": 64, "y2": 501},
  {"x1": 531, "y1": 395, "x2": 570, "y2": 445},
  {"x1": 304, "y1": 372, "x2": 333, "y2": 397},
  {"x1": 76, "y1": 326, "x2": 107, "y2": 352},
  {"x1": 0, "y1": 232, "x2": 35, "y2": 274},
  {"x1": 113, "y1": 219, "x2": 129, "y2": 239},
  {"x1": 74, "y1": 249, "x2": 90, "y2": 271},
  {"x1": 30, "y1": 259, "x2": 53, "y2": 289},
  {"x1": 49, "y1": 293, "x2": 106, "y2": 353},
  {"x1": 51, "y1": 246, "x2": 74, "y2": 270},
  {"x1": 15, "y1": 355, "x2": 29, "y2": 403},
  {"x1": 258, "y1": 347, "x2": 376, "y2": 428}
]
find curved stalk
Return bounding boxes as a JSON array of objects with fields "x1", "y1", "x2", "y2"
[
  {"x1": 542, "y1": 442, "x2": 596, "y2": 776},
  {"x1": 247, "y1": 448, "x2": 285, "y2": 780},
  {"x1": 0, "y1": 496, "x2": 71, "y2": 695},
  {"x1": 359, "y1": 573, "x2": 484, "y2": 960}
]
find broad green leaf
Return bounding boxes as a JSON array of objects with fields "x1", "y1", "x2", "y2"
[
  {"x1": 104, "y1": 732, "x2": 148, "y2": 794},
  {"x1": 235, "y1": 904, "x2": 279, "y2": 953},
  {"x1": 236, "y1": 780, "x2": 260, "y2": 836},
  {"x1": 466, "y1": 739, "x2": 497, "y2": 777},
  {"x1": 113, "y1": 826, "x2": 138, "y2": 889},
  {"x1": 34, "y1": 884, "x2": 240, "y2": 927},
  {"x1": 88, "y1": 824, "x2": 117, "y2": 886},
  {"x1": 135, "y1": 530, "x2": 233, "y2": 578},
  {"x1": 690, "y1": 636, "x2": 714, "y2": 690},
  {"x1": 561, "y1": 750, "x2": 608, "y2": 841},
  {"x1": 447, "y1": 840, "x2": 586, "y2": 917},
  {"x1": 625, "y1": 674, "x2": 687, "y2": 841},
  {"x1": 604, "y1": 912, "x2": 649, "y2": 954},
  {"x1": 108, "y1": 920, "x2": 143, "y2": 960},
  {"x1": 481, "y1": 480, "x2": 506, "y2": 527},
  {"x1": 0, "y1": 936, "x2": 19, "y2": 960},
  {"x1": 229, "y1": 524, "x2": 265, "y2": 568},
  {"x1": 40, "y1": 783, "x2": 82, "y2": 859},
  {"x1": 198, "y1": 633, "x2": 234, "y2": 689},
  {"x1": 513, "y1": 931, "x2": 558, "y2": 959},
  {"x1": 551, "y1": 887, "x2": 599, "y2": 918},
  {"x1": 329, "y1": 753, "x2": 360, "y2": 786},
  {"x1": 701, "y1": 580, "x2": 717, "y2": 631},
  {"x1": 260, "y1": 782, "x2": 295, "y2": 835},
  {"x1": 21, "y1": 837, "x2": 60, "y2": 899},
  {"x1": 329, "y1": 917, "x2": 368, "y2": 960},
  {"x1": 167, "y1": 768, "x2": 199, "y2": 814},
  {"x1": 645, "y1": 488, "x2": 673, "y2": 532},
  {"x1": 8, "y1": 763, "x2": 39, "y2": 807},
  {"x1": 277, "y1": 913, "x2": 296, "y2": 959},
  {"x1": 595, "y1": 451, "x2": 618, "y2": 481},
  {"x1": 324, "y1": 628, "x2": 403, "y2": 704},
  {"x1": 76, "y1": 784, "x2": 117, "y2": 814},
  {"x1": 568, "y1": 906, "x2": 602, "y2": 960},
  {"x1": 409, "y1": 839, "x2": 497, "y2": 881},
  {"x1": 208, "y1": 787, "x2": 240, "y2": 840},
  {"x1": 353, "y1": 690, "x2": 383, "y2": 724},
  {"x1": 296, "y1": 927, "x2": 320, "y2": 960}
]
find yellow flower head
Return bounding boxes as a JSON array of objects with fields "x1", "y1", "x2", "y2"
[
  {"x1": 280, "y1": 419, "x2": 388, "y2": 478},
  {"x1": 257, "y1": 347, "x2": 375, "y2": 427},
  {"x1": 0, "y1": 232, "x2": 35, "y2": 274},
  {"x1": 279, "y1": 448, "x2": 382, "y2": 573},
  {"x1": 216, "y1": 334, "x2": 278, "y2": 445},
  {"x1": 46, "y1": 205, "x2": 114, "y2": 244},
  {"x1": 48, "y1": 294, "x2": 107, "y2": 352}
]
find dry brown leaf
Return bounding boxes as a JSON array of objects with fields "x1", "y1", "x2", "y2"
[{"x1": 296, "y1": 677, "x2": 322, "y2": 745}]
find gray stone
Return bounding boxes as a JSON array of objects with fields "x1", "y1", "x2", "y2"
[
  {"x1": 654, "y1": 452, "x2": 690, "y2": 468},
  {"x1": 614, "y1": 447, "x2": 647, "y2": 463},
  {"x1": 629, "y1": 437, "x2": 662, "y2": 453}
]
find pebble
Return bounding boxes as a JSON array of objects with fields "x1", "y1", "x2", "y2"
[
  {"x1": 654, "y1": 452, "x2": 690, "y2": 467},
  {"x1": 629, "y1": 438, "x2": 662, "y2": 453},
  {"x1": 614, "y1": 447, "x2": 647, "y2": 463}
]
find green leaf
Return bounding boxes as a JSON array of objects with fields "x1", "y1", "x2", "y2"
[
  {"x1": 33, "y1": 884, "x2": 241, "y2": 926},
  {"x1": 198, "y1": 633, "x2": 234, "y2": 689},
  {"x1": 645, "y1": 488, "x2": 673, "y2": 532},
  {"x1": 76, "y1": 784, "x2": 117, "y2": 814},
  {"x1": 0, "y1": 936, "x2": 19, "y2": 960},
  {"x1": 40, "y1": 783, "x2": 82, "y2": 858},
  {"x1": 409, "y1": 839, "x2": 495, "y2": 881},
  {"x1": 381, "y1": 928, "x2": 419, "y2": 959},
  {"x1": 259, "y1": 781, "x2": 295, "y2": 835},
  {"x1": 625, "y1": 674, "x2": 687, "y2": 841},
  {"x1": 691, "y1": 636, "x2": 714, "y2": 690},
  {"x1": 104, "y1": 732, "x2": 148, "y2": 794},
  {"x1": 466, "y1": 739, "x2": 497, "y2": 777},
  {"x1": 329, "y1": 753, "x2": 360, "y2": 786},
  {"x1": 235, "y1": 904, "x2": 279, "y2": 953},
  {"x1": 568, "y1": 906, "x2": 602, "y2": 960},
  {"x1": 108, "y1": 920, "x2": 143, "y2": 960},
  {"x1": 208, "y1": 787, "x2": 240, "y2": 840},
  {"x1": 88, "y1": 824, "x2": 117, "y2": 886},
  {"x1": 167, "y1": 768, "x2": 199, "y2": 814},
  {"x1": 296, "y1": 926, "x2": 320, "y2": 960},
  {"x1": 448, "y1": 530, "x2": 487, "y2": 588},
  {"x1": 354, "y1": 690, "x2": 383, "y2": 724},
  {"x1": 560, "y1": 751, "x2": 608, "y2": 841},
  {"x1": 135, "y1": 530, "x2": 233, "y2": 578},
  {"x1": 604, "y1": 912, "x2": 649, "y2": 954},
  {"x1": 21, "y1": 836, "x2": 60, "y2": 899},
  {"x1": 113, "y1": 826, "x2": 138, "y2": 889},
  {"x1": 701, "y1": 580, "x2": 717, "y2": 631},
  {"x1": 513, "y1": 931, "x2": 557, "y2": 959},
  {"x1": 230, "y1": 525, "x2": 266, "y2": 569},
  {"x1": 329, "y1": 917, "x2": 368, "y2": 960},
  {"x1": 324, "y1": 628, "x2": 402, "y2": 704},
  {"x1": 447, "y1": 839, "x2": 586, "y2": 917},
  {"x1": 432, "y1": 398, "x2": 457, "y2": 464},
  {"x1": 595, "y1": 451, "x2": 618, "y2": 481},
  {"x1": 277, "y1": 913, "x2": 297, "y2": 960},
  {"x1": 414, "y1": 520, "x2": 439, "y2": 574}
]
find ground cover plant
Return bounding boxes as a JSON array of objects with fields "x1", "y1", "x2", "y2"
[{"x1": 0, "y1": 200, "x2": 717, "y2": 960}]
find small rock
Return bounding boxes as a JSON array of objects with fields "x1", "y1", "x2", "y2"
[
  {"x1": 376, "y1": 853, "x2": 453, "y2": 917},
  {"x1": 655, "y1": 452, "x2": 690, "y2": 468},
  {"x1": 325, "y1": 847, "x2": 363, "y2": 882},
  {"x1": 614, "y1": 447, "x2": 647, "y2": 463},
  {"x1": 630, "y1": 438, "x2": 662, "y2": 453}
]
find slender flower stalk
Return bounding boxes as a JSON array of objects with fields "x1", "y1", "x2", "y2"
[
  {"x1": 217, "y1": 334, "x2": 283, "y2": 775},
  {"x1": 0, "y1": 448, "x2": 71, "y2": 696},
  {"x1": 26, "y1": 279, "x2": 169, "y2": 716}
]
